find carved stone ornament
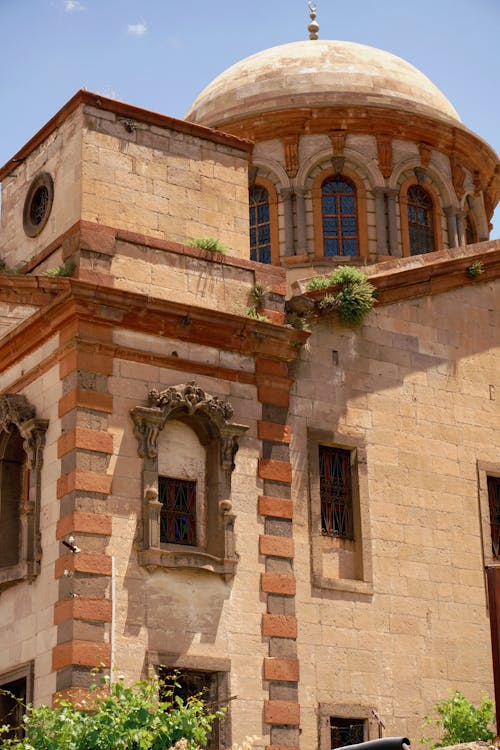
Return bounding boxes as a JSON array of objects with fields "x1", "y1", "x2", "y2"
[
  {"x1": 418, "y1": 143, "x2": 432, "y2": 168},
  {"x1": 376, "y1": 133, "x2": 393, "y2": 178},
  {"x1": 451, "y1": 154, "x2": 466, "y2": 200},
  {"x1": 283, "y1": 135, "x2": 299, "y2": 178},
  {"x1": 0, "y1": 394, "x2": 48, "y2": 469}
]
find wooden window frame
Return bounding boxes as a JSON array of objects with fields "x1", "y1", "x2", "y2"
[
  {"x1": 312, "y1": 167, "x2": 368, "y2": 260},
  {"x1": 308, "y1": 429, "x2": 373, "y2": 595},
  {"x1": 478, "y1": 461, "x2": 500, "y2": 568},
  {"x1": 399, "y1": 177, "x2": 443, "y2": 257},
  {"x1": 249, "y1": 177, "x2": 280, "y2": 266}
]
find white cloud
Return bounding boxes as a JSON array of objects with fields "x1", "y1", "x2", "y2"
[
  {"x1": 127, "y1": 22, "x2": 147, "y2": 36},
  {"x1": 64, "y1": 0, "x2": 86, "y2": 12}
]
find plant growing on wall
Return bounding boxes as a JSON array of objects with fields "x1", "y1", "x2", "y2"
[
  {"x1": 0, "y1": 675, "x2": 223, "y2": 750},
  {"x1": 421, "y1": 690, "x2": 495, "y2": 748},
  {"x1": 189, "y1": 237, "x2": 228, "y2": 255},
  {"x1": 45, "y1": 260, "x2": 76, "y2": 277},
  {"x1": 308, "y1": 266, "x2": 376, "y2": 325},
  {"x1": 466, "y1": 260, "x2": 485, "y2": 278}
]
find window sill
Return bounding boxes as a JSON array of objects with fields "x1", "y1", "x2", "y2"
[
  {"x1": 140, "y1": 547, "x2": 238, "y2": 579},
  {"x1": 0, "y1": 561, "x2": 36, "y2": 592},
  {"x1": 313, "y1": 574, "x2": 373, "y2": 596}
]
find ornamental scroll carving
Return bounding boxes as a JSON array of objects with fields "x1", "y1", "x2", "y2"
[
  {"x1": 0, "y1": 394, "x2": 48, "y2": 470},
  {"x1": 0, "y1": 394, "x2": 48, "y2": 590},
  {"x1": 130, "y1": 382, "x2": 248, "y2": 578}
]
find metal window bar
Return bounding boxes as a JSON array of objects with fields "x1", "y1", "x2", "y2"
[
  {"x1": 249, "y1": 186, "x2": 272, "y2": 264},
  {"x1": 330, "y1": 718, "x2": 365, "y2": 749},
  {"x1": 488, "y1": 476, "x2": 500, "y2": 558},
  {"x1": 407, "y1": 185, "x2": 434, "y2": 255},
  {"x1": 322, "y1": 177, "x2": 359, "y2": 257},
  {"x1": 158, "y1": 477, "x2": 197, "y2": 546},
  {"x1": 319, "y1": 446, "x2": 353, "y2": 539}
]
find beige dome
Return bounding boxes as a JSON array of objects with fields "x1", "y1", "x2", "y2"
[{"x1": 186, "y1": 40, "x2": 461, "y2": 127}]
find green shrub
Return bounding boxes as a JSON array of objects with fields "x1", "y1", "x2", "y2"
[
  {"x1": 45, "y1": 260, "x2": 76, "y2": 277},
  {"x1": 0, "y1": 675, "x2": 223, "y2": 750},
  {"x1": 421, "y1": 690, "x2": 495, "y2": 748},
  {"x1": 467, "y1": 260, "x2": 485, "y2": 278},
  {"x1": 189, "y1": 237, "x2": 228, "y2": 255},
  {"x1": 246, "y1": 307, "x2": 270, "y2": 322},
  {"x1": 309, "y1": 266, "x2": 376, "y2": 326}
]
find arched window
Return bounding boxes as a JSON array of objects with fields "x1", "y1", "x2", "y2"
[
  {"x1": 407, "y1": 185, "x2": 435, "y2": 255},
  {"x1": 0, "y1": 431, "x2": 26, "y2": 569},
  {"x1": 321, "y1": 176, "x2": 359, "y2": 257},
  {"x1": 249, "y1": 185, "x2": 271, "y2": 264}
]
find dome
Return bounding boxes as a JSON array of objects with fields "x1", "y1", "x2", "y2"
[{"x1": 186, "y1": 40, "x2": 461, "y2": 128}]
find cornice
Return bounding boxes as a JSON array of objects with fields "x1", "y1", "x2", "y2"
[{"x1": 0, "y1": 90, "x2": 254, "y2": 183}]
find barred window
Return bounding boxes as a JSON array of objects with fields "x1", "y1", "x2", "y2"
[
  {"x1": 330, "y1": 717, "x2": 366, "y2": 749},
  {"x1": 159, "y1": 477, "x2": 197, "y2": 546},
  {"x1": 321, "y1": 177, "x2": 358, "y2": 257},
  {"x1": 249, "y1": 186, "x2": 272, "y2": 264},
  {"x1": 319, "y1": 446, "x2": 353, "y2": 539},
  {"x1": 407, "y1": 185, "x2": 434, "y2": 255},
  {"x1": 488, "y1": 476, "x2": 500, "y2": 558}
]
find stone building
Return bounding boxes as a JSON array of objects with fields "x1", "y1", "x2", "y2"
[{"x1": 0, "y1": 23, "x2": 499, "y2": 750}]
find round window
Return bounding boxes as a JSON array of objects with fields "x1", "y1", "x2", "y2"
[{"x1": 23, "y1": 173, "x2": 54, "y2": 238}]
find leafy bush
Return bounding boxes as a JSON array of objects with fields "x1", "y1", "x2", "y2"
[
  {"x1": 421, "y1": 690, "x2": 495, "y2": 748},
  {"x1": 0, "y1": 675, "x2": 223, "y2": 750},
  {"x1": 309, "y1": 266, "x2": 376, "y2": 326},
  {"x1": 189, "y1": 238, "x2": 228, "y2": 255}
]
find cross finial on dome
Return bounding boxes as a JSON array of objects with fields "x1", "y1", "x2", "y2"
[{"x1": 308, "y1": 2, "x2": 319, "y2": 40}]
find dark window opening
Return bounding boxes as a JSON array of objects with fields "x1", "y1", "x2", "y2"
[
  {"x1": 330, "y1": 717, "x2": 365, "y2": 749},
  {"x1": 465, "y1": 213, "x2": 477, "y2": 245},
  {"x1": 249, "y1": 186, "x2": 272, "y2": 264},
  {"x1": 319, "y1": 446, "x2": 353, "y2": 539},
  {"x1": 407, "y1": 184, "x2": 434, "y2": 255},
  {"x1": 159, "y1": 668, "x2": 220, "y2": 750},
  {"x1": 159, "y1": 477, "x2": 197, "y2": 546},
  {"x1": 488, "y1": 476, "x2": 500, "y2": 558},
  {"x1": 0, "y1": 676, "x2": 27, "y2": 740},
  {"x1": 0, "y1": 431, "x2": 26, "y2": 569},
  {"x1": 321, "y1": 176, "x2": 358, "y2": 257}
]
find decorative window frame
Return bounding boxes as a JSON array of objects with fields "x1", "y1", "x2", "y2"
[
  {"x1": 312, "y1": 167, "x2": 368, "y2": 260},
  {"x1": 399, "y1": 176, "x2": 443, "y2": 257},
  {"x1": 308, "y1": 429, "x2": 372, "y2": 595},
  {"x1": 249, "y1": 176, "x2": 280, "y2": 265},
  {"x1": 130, "y1": 382, "x2": 247, "y2": 579},
  {"x1": 477, "y1": 460, "x2": 500, "y2": 568},
  {"x1": 0, "y1": 661, "x2": 35, "y2": 739},
  {"x1": 319, "y1": 703, "x2": 380, "y2": 750},
  {"x1": 0, "y1": 395, "x2": 48, "y2": 591},
  {"x1": 23, "y1": 172, "x2": 54, "y2": 238}
]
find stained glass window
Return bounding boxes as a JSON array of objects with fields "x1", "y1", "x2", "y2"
[
  {"x1": 321, "y1": 177, "x2": 358, "y2": 257},
  {"x1": 407, "y1": 185, "x2": 434, "y2": 255},
  {"x1": 319, "y1": 446, "x2": 353, "y2": 539},
  {"x1": 159, "y1": 476, "x2": 196, "y2": 546},
  {"x1": 330, "y1": 718, "x2": 365, "y2": 749},
  {"x1": 249, "y1": 186, "x2": 272, "y2": 264},
  {"x1": 488, "y1": 476, "x2": 500, "y2": 558}
]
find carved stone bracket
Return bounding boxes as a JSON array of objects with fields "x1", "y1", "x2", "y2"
[
  {"x1": 376, "y1": 133, "x2": 393, "y2": 178},
  {"x1": 130, "y1": 406, "x2": 164, "y2": 459},
  {"x1": 283, "y1": 135, "x2": 299, "y2": 179},
  {"x1": 418, "y1": 143, "x2": 432, "y2": 168},
  {"x1": 451, "y1": 154, "x2": 466, "y2": 200}
]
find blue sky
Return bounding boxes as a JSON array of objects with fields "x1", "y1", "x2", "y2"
[{"x1": 1, "y1": 0, "x2": 499, "y2": 234}]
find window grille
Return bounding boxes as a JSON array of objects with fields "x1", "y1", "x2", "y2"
[
  {"x1": 407, "y1": 185, "x2": 434, "y2": 255},
  {"x1": 488, "y1": 476, "x2": 500, "y2": 558},
  {"x1": 319, "y1": 446, "x2": 353, "y2": 539},
  {"x1": 330, "y1": 717, "x2": 365, "y2": 749},
  {"x1": 249, "y1": 186, "x2": 272, "y2": 263},
  {"x1": 158, "y1": 477, "x2": 197, "y2": 546},
  {"x1": 321, "y1": 176, "x2": 358, "y2": 257}
]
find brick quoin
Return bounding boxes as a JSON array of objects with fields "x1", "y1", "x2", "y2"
[
  {"x1": 264, "y1": 700, "x2": 300, "y2": 726},
  {"x1": 58, "y1": 428, "x2": 114, "y2": 458},
  {"x1": 52, "y1": 640, "x2": 111, "y2": 671},
  {"x1": 59, "y1": 348, "x2": 114, "y2": 378},
  {"x1": 258, "y1": 460, "x2": 292, "y2": 484},
  {"x1": 259, "y1": 535, "x2": 295, "y2": 558},
  {"x1": 57, "y1": 470, "x2": 113, "y2": 498},
  {"x1": 261, "y1": 573, "x2": 296, "y2": 596},
  {"x1": 55, "y1": 552, "x2": 112, "y2": 578},
  {"x1": 54, "y1": 597, "x2": 112, "y2": 625},
  {"x1": 58, "y1": 389, "x2": 113, "y2": 417},
  {"x1": 56, "y1": 512, "x2": 112, "y2": 539},
  {"x1": 257, "y1": 385, "x2": 290, "y2": 408},
  {"x1": 263, "y1": 658, "x2": 300, "y2": 682},
  {"x1": 257, "y1": 421, "x2": 291, "y2": 444},
  {"x1": 255, "y1": 359, "x2": 289, "y2": 378},
  {"x1": 262, "y1": 614, "x2": 298, "y2": 638},
  {"x1": 258, "y1": 495, "x2": 294, "y2": 519}
]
